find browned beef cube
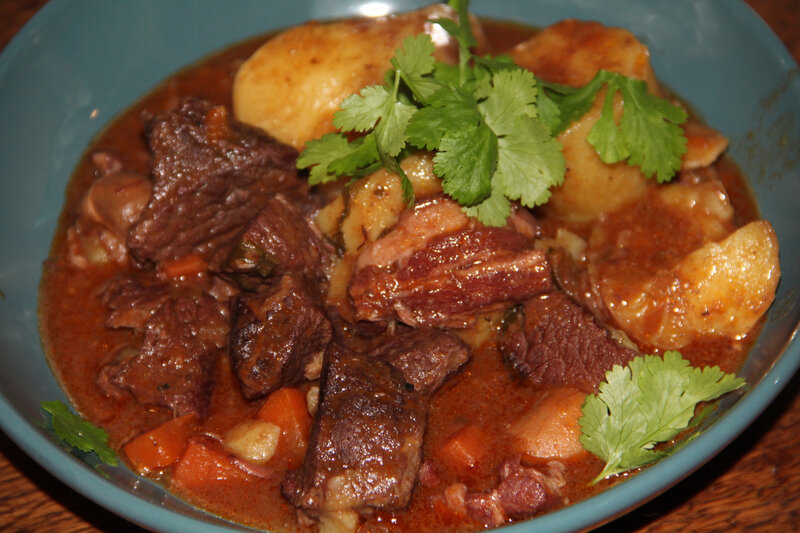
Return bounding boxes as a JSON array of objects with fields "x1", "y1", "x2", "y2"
[
  {"x1": 215, "y1": 194, "x2": 334, "y2": 287},
  {"x1": 102, "y1": 272, "x2": 173, "y2": 330},
  {"x1": 127, "y1": 98, "x2": 306, "y2": 265},
  {"x1": 282, "y1": 344, "x2": 426, "y2": 513},
  {"x1": 229, "y1": 273, "x2": 332, "y2": 400},
  {"x1": 499, "y1": 291, "x2": 636, "y2": 392},
  {"x1": 463, "y1": 458, "x2": 565, "y2": 527},
  {"x1": 348, "y1": 196, "x2": 552, "y2": 328},
  {"x1": 97, "y1": 290, "x2": 228, "y2": 418},
  {"x1": 368, "y1": 327, "x2": 470, "y2": 398}
]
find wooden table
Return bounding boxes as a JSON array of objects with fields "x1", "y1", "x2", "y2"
[{"x1": 1, "y1": 1, "x2": 798, "y2": 531}]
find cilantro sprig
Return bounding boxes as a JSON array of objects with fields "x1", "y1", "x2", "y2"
[
  {"x1": 543, "y1": 72, "x2": 688, "y2": 182},
  {"x1": 298, "y1": 0, "x2": 565, "y2": 225},
  {"x1": 298, "y1": 0, "x2": 688, "y2": 225},
  {"x1": 41, "y1": 400, "x2": 118, "y2": 472},
  {"x1": 579, "y1": 351, "x2": 745, "y2": 484}
]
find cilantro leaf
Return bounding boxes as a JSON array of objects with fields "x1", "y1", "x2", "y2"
[
  {"x1": 494, "y1": 116, "x2": 565, "y2": 208},
  {"x1": 550, "y1": 70, "x2": 688, "y2": 182},
  {"x1": 478, "y1": 69, "x2": 539, "y2": 135},
  {"x1": 462, "y1": 183, "x2": 511, "y2": 226},
  {"x1": 41, "y1": 400, "x2": 118, "y2": 469},
  {"x1": 326, "y1": 134, "x2": 381, "y2": 177},
  {"x1": 435, "y1": 122, "x2": 497, "y2": 205},
  {"x1": 579, "y1": 351, "x2": 746, "y2": 484},
  {"x1": 391, "y1": 34, "x2": 440, "y2": 102},
  {"x1": 334, "y1": 85, "x2": 391, "y2": 132},
  {"x1": 373, "y1": 96, "x2": 417, "y2": 158},
  {"x1": 406, "y1": 85, "x2": 481, "y2": 151},
  {"x1": 296, "y1": 0, "x2": 687, "y2": 225},
  {"x1": 298, "y1": 133, "x2": 376, "y2": 184},
  {"x1": 612, "y1": 77, "x2": 688, "y2": 181}
]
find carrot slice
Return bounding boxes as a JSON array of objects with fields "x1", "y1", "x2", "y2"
[
  {"x1": 171, "y1": 439, "x2": 252, "y2": 489},
  {"x1": 123, "y1": 414, "x2": 196, "y2": 474},
  {"x1": 437, "y1": 425, "x2": 490, "y2": 471},
  {"x1": 160, "y1": 253, "x2": 208, "y2": 279},
  {"x1": 256, "y1": 387, "x2": 312, "y2": 468}
]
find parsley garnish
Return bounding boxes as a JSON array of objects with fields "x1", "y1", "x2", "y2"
[
  {"x1": 297, "y1": 0, "x2": 688, "y2": 224},
  {"x1": 579, "y1": 351, "x2": 745, "y2": 484},
  {"x1": 41, "y1": 400, "x2": 118, "y2": 470}
]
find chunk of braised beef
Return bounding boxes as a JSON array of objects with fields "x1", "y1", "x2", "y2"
[
  {"x1": 282, "y1": 343, "x2": 426, "y2": 514},
  {"x1": 368, "y1": 327, "x2": 470, "y2": 398},
  {"x1": 97, "y1": 288, "x2": 228, "y2": 418},
  {"x1": 548, "y1": 247, "x2": 612, "y2": 324},
  {"x1": 500, "y1": 291, "x2": 636, "y2": 393},
  {"x1": 462, "y1": 458, "x2": 565, "y2": 527},
  {"x1": 229, "y1": 273, "x2": 332, "y2": 400},
  {"x1": 127, "y1": 98, "x2": 306, "y2": 265},
  {"x1": 102, "y1": 272, "x2": 173, "y2": 330},
  {"x1": 215, "y1": 194, "x2": 334, "y2": 288},
  {"x1": 349, "y1": 196, "x2": 552, "y2": 328}
]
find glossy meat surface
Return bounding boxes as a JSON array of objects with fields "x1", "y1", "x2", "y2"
[
  {"x1": 499, "y1": 291, "x2": 636, "y2": 393},
  {"x1": 229, "y1": 273, "x2": 332, "y2": 399},
  {"x1": 128, "y1": 99, "x2": 303, "y2": 265},
  {"x1": 215, "y1": 194, "x2": 333, "y2": 286},
  {"x1": 282, "y1": 344, "x2": 427, "y2": 513},
  {"x1": 98, "y1": 277, "x2": 228, "y2": 418},
  {"x1": 349, "y1": 196, "x2": 552, "y2": 327},
  {"x1": 368, "y1": 327, "x2": 471, "y2": 398}
]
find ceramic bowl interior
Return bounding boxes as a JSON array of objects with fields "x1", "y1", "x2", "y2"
[{"x1": 0, "y1": 1, "x2": 798, "y2": 532}]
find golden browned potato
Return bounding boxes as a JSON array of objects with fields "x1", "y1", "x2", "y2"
[
  {"x1": 339, "y1": 169, "x2": 406, "y2": 254},
  {"x1": 510, "y1": 19, "x2": 660, "y2": 91},
  {"x1": 588, "y1": 182, "x2": 780, "y2": 349},
  {"x1": 508, "y1": 20, "x2": 663, "y2": 222},
  {"x1": 681, "y1": 119, "x2": 730, "y2": 170},
  {"x1": 233, "y1": 5, "x2": 477, "y2": 151},
  {"x1": 547, "y1": 94, "x2": 654, "y2": 222},
  {"x1": 314, "y1": 151, "x2": 442, "y2": 254}
]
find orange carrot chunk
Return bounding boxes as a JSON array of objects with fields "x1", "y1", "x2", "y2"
[
  {"x1": 160, "y1": 253, "x2": 208, "y2": 279},
  {"x1": 437, "y1": 424, "x2": 490, "y2": 471},
  {"x1": 171, "y1": 439, "x2": 252, "y2": 489},
  {"x1": 123, "y1": 414, "x2": 196, "y2": 474},
  {"x1": 256, "y1": 387, "x2": 312, "y2": 467}
]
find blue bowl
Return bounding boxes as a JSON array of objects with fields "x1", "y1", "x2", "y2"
[{"x1": 1, "y1": 1, "x2": 798, "y2": 531}]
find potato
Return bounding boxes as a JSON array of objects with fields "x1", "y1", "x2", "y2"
[
  {"x1": 587, "y1": 181, "x2": 779, "y2": 349},
  {"x1": 233, "y1": 5, "x2": 467, "y2": 151},
  {"x1": 223, "y1": 420, "x2": 281, "y2": 465},
  {"x1": 548, "y1": 94, "x2": 654, "y2": 222},
  {"x1": 510, "y1": 20, "x2": 664, "y2": 222},
  {"x1": 593, "y1": 220, "x2": 780, "y2": 349},
  {"x1": 318, "y1": 510, "x2": 359, "y2": 533},
  {"x1": 315, "y1": 194, "x2": 345, "y2": 240},
  {"x1": 340, "y1": 168, "x2": 405, "y2": 254},
  {"x1": 511, "y1": 387, "x2": 587, "y2": 460},
  {"x1": 681, "y1": 119, "x2": 730, "y2": 170},
  {"x1": 509, "y1": 19, "x2": 661, "y2": 92},
  {"x1": 315, "y1": 151, "x2": 442, "y2": 255}
]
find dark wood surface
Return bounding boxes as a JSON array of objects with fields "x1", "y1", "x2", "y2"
[{"x1": 1, "y1": 1, "x2": 798, "y2": 532}]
